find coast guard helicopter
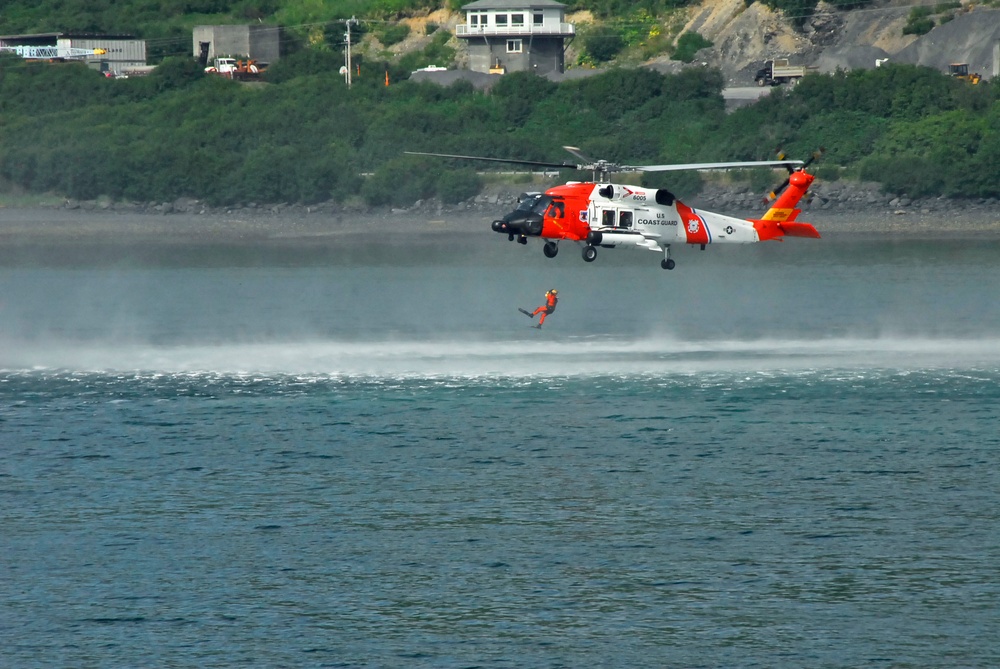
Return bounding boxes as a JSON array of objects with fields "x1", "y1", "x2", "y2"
[{"x1": 406, "y1": 147, "x2": 821, "y2": 270}]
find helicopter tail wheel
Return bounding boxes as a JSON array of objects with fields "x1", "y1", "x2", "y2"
[
  {"x1": 582, "y1": 245, "x2": 597, "y2": 263},
  {"x1": 543, "y1": 241, "x2": 559, "y2": 258}
]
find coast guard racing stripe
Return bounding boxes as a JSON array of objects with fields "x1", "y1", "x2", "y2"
[{"x1": 677, "y1": 202, "x2": 710, "y2": 245}]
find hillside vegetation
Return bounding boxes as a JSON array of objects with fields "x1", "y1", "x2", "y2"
[
  {"x1": 0, "y1": 50, "x2": 995, "y2": 207},
  {"x1": 0, "y1": 0, "x2": 873, "y2": 64}
]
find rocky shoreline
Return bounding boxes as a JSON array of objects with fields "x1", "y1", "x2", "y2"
[{"x1": 3, "y1": 178, "x2": 999, "y2": 243}]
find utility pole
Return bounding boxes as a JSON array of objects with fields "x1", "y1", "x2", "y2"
[{"x1": 344, "y1": 16, "x2": 358, "y2": 88}]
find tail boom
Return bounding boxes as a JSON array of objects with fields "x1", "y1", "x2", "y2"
[{"x1": 751, "y1": 219, "x2": 820, "y2": 241}]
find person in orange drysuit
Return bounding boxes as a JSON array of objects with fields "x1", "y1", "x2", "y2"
[{"x1": 529, "y1": 289, "x2": 558, "y2": 329}]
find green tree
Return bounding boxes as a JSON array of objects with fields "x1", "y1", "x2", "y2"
[
  {"x1": 583, "y1": 25, "x2": 625, "y2": 63},
  {"x1": 436, "y1": 168, "x2": 482, "y2": 203}
]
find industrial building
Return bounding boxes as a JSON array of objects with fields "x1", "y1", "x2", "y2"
[
  {"x1": 192, "y1": 25, "x2": 281, "y2": 67},
  {"x1": 0, "y1": 32, "x2": 146, "y2": 76}
]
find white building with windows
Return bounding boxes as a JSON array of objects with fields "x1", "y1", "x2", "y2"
[{"x1": 456, "y1": 0, "x2": 574, "y2": 75}]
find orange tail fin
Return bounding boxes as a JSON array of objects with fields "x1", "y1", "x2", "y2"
[
  {"x1": 752, "y1": 170, "x2": 820, "y2": 241},
  {"x1": 760, "y1": 170, "x2": 815, "y2": 223}
]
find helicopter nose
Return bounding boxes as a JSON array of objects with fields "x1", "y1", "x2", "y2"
[{"x1": 493, "y1": 213, "x2": 543, "y2": 237}]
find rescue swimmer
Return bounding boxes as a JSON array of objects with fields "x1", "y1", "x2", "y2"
[{"x1": 525, "y1": 289, "x2": 558, "y2": 329}]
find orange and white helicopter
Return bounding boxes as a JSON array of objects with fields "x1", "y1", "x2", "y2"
[{"x1": 406, "y1": 147, "x2": 821, "y2": 270}]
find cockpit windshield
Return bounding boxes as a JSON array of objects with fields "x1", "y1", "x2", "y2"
[
  {"x1": 514, "y1": 193, "x2": 551, "y2": 215},
  {"x1": 532, "y1": 195, "x2": 552, "y2": 214}
]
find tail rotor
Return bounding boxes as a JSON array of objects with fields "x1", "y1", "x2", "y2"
[{"x1": 763, "y1": 148, "x2": 824, "y2": 204}]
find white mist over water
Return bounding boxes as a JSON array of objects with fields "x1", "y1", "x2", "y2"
[
  {"x1": 2, "y1": 235, "x2": 999, "y2": 377},
  {"x1": 4, "y1": 335, "x2": 1000, "y2": 377}
]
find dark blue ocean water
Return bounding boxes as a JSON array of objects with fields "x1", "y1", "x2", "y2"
[{"x1": 2, "y1": 233, "x2": 999, "y2": 667}]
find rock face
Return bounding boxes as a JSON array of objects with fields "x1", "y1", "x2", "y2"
[
  {"x1": 378, "y1": 1, "x2": 999, "y2": 87},
  {"x1": 673, "y1": 0, "x2": 1000, "y2": 86}
]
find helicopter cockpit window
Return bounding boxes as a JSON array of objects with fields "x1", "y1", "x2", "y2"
[
  {"x1": 619, "y1": 211, "x2": 633, "y2": 228},
  {"x1": 515, "y1": 193, "x2": 546, "y2": 214},
  {"x1": 601, "y1": 210, "x2": 615, "y2": 227},
  {"x1": 546, "y1": 201, "x2": 565, "y2": 218}
]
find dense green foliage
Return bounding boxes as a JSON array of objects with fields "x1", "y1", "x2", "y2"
[
  {"x1": 0, "y1": 0, "x2": 705, "y2": 65},
  {"x1": 581, "y1": 26, "x2": 626, "y2": 63},
  {"x1": 0, "y1": 56, "x2": 996, "y2": 206},
  {"x1": 673, "y1": 32, "x2": 713, "y2": 63},
  {"x1": 0, "y1": 0, "x2": 444, "y2": 61}
]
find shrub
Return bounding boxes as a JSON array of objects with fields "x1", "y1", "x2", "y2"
[
  {"x1": 584, "y1": 25, "x2": 625, "y2": 63},
  {"x1": 375, "y1": 23, "x2": 411, "y2": 46},
  {"x1": 903, "y1": 17, "x2": 935, "y2": 35},
  {"x1": 903, "y1": 6, "x2": 935, "y2": 35},
  {"x1": 673, "y1": 32, "x2": 712, "y2": 63}
]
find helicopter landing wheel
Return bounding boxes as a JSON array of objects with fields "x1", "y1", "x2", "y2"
[
  {"x1": 661, "y1": 245, "x2": 674, "y2": 270},
  {"x1": 543, "y1": 241, "x2": 558, "y2": 258},
  {"x1": 582, "y1": 245, "x2": 597, "y2": 263}
]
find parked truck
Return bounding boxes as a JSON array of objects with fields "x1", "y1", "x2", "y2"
[
  {"x1": 205, "y1": 56, "x2": 267, "y2": 81},
  {"x1": 754, "y1": 59, "x2": 811, "y2": 86}
]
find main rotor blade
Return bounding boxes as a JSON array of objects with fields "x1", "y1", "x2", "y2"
[
  {"x1": 563, "y1": 145, "x2": 595, "y2": 164},
  {"x1": 631, "y1": 160, "x2": 805, "y2": 172},
  {"x1": 404, "y1": 151, "x2": 579, "y2": 170}
]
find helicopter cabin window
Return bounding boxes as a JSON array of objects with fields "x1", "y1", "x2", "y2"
[
  {"x1": 601, "y1": 210, "x2": 615, "y2": 227},
  {"x1": 619, "y1": 211, "x2": 633, "y2": 228},
  {"x1": 507, "y1": 39, "x2": 522, "y2": 53},
  {"x1": 511, "y1": 13, "x2": 525, "y2": 27}
]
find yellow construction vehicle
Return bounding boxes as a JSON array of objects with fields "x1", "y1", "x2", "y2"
[{"x1": 948, "y1": 63, "x2": 981, "y2": 84}]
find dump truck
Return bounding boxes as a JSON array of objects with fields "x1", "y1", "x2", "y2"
[
  {"x1": 754, "y1": 59, "x2": 811, "y2": 86},
  {"x1": 948, "y1": 63, "x2": 981, "y2": 84}
]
